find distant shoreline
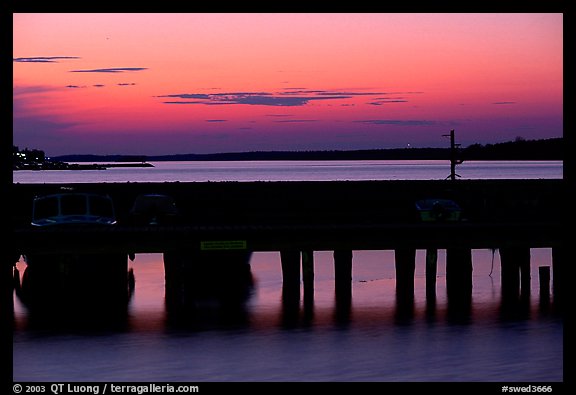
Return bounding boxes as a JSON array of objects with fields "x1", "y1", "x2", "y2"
[
  {"x1": 13, "y1": 162, "x2": 154, "y2": 171},
  {"x1": 52, "y1": 137, "x2": 562, "y2": 163}
]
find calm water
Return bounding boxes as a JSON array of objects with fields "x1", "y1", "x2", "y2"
[
  {"x1": 13, "y1": 160, "x2": 563, "y2": 183},
  {"x1": 12, "y1": 161, "x2": 563, "y2": 382}
]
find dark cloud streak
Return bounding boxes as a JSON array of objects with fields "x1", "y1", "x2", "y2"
[
  {"x1": 355, "y1": 120, "x2": 438, "y2": 126},
  {"x1": 367, "y1": 99, "x2": 408, "y2": 105},
  {"x1": 70, "y1": 67, "x2": 148, "y2": 73},
  {"x1": 158, "y1": 91, "x2": 351, "y2": 107},
  {"x1": 273, "y1": 119, "x2": 318, "y2": 123},
  {"x1": 14, "y1": 56, "x2": 80, "y2": 63},
  {"x1": 157, "y1": 89, "x2": 425, "y2": 107}
]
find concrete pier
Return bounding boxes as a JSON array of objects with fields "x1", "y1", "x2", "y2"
[{"x1": 11, "y1": 179, "x2": 563, "y2": 310}]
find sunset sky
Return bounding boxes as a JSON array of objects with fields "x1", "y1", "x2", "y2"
[{"x1": 13, "y1": 13, "x2": 563, "y2": 156}]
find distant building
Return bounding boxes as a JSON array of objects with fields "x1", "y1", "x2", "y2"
[{"x1": 13, "y1": 146, "x2": 46, "y2": 169}]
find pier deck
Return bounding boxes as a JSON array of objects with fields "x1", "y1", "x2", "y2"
[
  {"x1": 10, "y1": 179, "x2": 564, "y2": 305},
  {"x1": 13, "y1": 220, "x2": 561, "y2": 255},
  {"x1": 12, "y1": 179, "x2": 563, "y2": 255}
]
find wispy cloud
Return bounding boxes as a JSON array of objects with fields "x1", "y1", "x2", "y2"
[
  {"x1": 162, "y1": 93, "x2": 210, "y2": 99},
  {"x1": 14, "y1": 56, "x2": 80, "y2": 63},
  {"x1": 118, "y1": 83, "x2": 137, "y2": 86},
  {"x1": 155, "y1": 86, "x2": 426, "y2": 108},
  {"x1": 70, "y1": 67, "x2": 147, "y2": 73},
  {"x1": 281, "y1": 89, "x2": 391, "y2": 97},
  {"x1": 492, "y1": 101, "x2": 516, "y2": 105},
  {"x1": 273, "y1": 119, "x2": 318, "y2": 123},
  {"x1": 13, "y1": 85, "x2": 62, "y2": 96},
  {"x1": 63, "y1": 82, "x2": 137, "y2": 89},
  {"x1": 367, "y1": 98, "x2": 409, "y2": 105},
  {"x1": 163, "y1": 101, "x2": 207, "y2": 105},
  {"x1": 355, "y1": 119, "x2": 438, "y2": 126},
  {"x1": 205, "y1": 119, "x2": 228, "y2": 122},
  {"x1": 158, "y1": 91, "x2": 360, "y2": 107},
  {"x1": 157, "y1": 89, "x2": 425, "y2": 107}
]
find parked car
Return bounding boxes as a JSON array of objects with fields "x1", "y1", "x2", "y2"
[
  {"x1": 415, "y1": 198, "x2": 461, "y2": 222},
  {"x1": 129, "y1": 194, "x2": 179, "y2": 225}
]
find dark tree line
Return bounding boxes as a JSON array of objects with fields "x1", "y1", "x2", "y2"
[{"x1": 48, "y1": 137, "x2": 563, "y2": 163}]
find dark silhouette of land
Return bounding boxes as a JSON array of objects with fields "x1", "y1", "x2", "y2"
[{"x1": 51, "y1": 137, "x2": 562, "y2": 163}]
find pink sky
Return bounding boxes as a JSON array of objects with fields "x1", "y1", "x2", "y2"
[{"x1": 13, "y1": 13, "x2": 563, "y2": 156}]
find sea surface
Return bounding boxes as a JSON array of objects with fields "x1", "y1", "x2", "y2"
[
  {"x1": 12, "y1": 160, "x2": 563, "y2": 383},
  {"x1": 12, "y1": 159, "x2": 563, "y2": 183}
]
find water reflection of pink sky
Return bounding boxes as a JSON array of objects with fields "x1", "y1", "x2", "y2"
[{"x1": 13, "y1": 248, "x2": 554, "y2": 330}]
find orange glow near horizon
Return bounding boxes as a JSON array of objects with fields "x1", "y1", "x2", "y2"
[{"x1": 13, "y1": 13, "x2": 563, "y2": 155}]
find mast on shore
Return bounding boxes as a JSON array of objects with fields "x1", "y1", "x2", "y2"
[{"x1": 442, "y1": 129, "x2": 463, "y2": 181}]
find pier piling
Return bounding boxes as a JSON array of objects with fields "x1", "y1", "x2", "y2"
[
  {"x1": 395, "y1": 248, "x2": 416, "y2": 299},
  {"x1": 500, "y1": 247, "x2": 530, "y2": 300},
  {"x1": 552, "y1": 246, "x2": 562, "y2": 303},
  {"x1": 519, "y1": 248, "x2": 531, "y2": 298},
  {"x1": 301, "y1": 250, "x2": 314, "y2": 304},
  {"x1": 426, "y1": 248, "x2": 438, "y2": 299},
  {"x1": 13, "y1": 266, "x2": 21, "y2": 293},
  {"x1": 281, "y1": 250, "x2": 301, "y2": 300},
  {"x1": 539, "y1": 266, "x2": 550, "y2": 298},
  {"x1": 446, "y1": 248, "x2": 473, "y2": 300},
  {"x1": 334, "y1": 250, "x2": 353, "y2": 299}
]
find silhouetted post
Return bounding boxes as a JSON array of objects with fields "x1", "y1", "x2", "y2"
[
  {"x1": 519, "y1": 248, "x2": 531, "y2": 298},
  {"x1": 552, "y1": 246, "x2": 562, "y2": 303},
  {"x1": 280, "y1": 250, "x2": 301, "y2": 325},
  {"x1": 301, "y1": 250, "x2": 314, "y2": 305},
  {"x1": 442, "y1": 129, "x2": 462, "y2": 181},
  {"x1": 446, "y1": 248, "x2": 472, "y2": 300},
  {"x1": 499, "y1": 247, "x2": 530, "y2": 300},
  {"x1": 333, "y1": 250, "x2": 352, "y2": 324},
  {"x1": 6, "y1": 257, "x2": 18, "y2": 317},
  {"x1": 395, "y1": 248, "x2": 416, "y2": 299},
  {"x1": 13, "y1": 264, "x2": 21, "y2": 294},
  {"x1": 334, "y1": 250, "x2": 352, "y2": 299},
  {"x1": 163, "y1": 252, "x2": 183, "y2": 308},
  {"x1": 539, "y1": 266, "x2": 550, "y2": 299},
  {"x1": 280, "y1": 250, "x2": 301, "y2": 296},
  {"x1": 500, "y1": 247, "x2": 518, "y2": 300},
  {"x1": 426, "y1": 248, "x2": 438, "y2": 299}
]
